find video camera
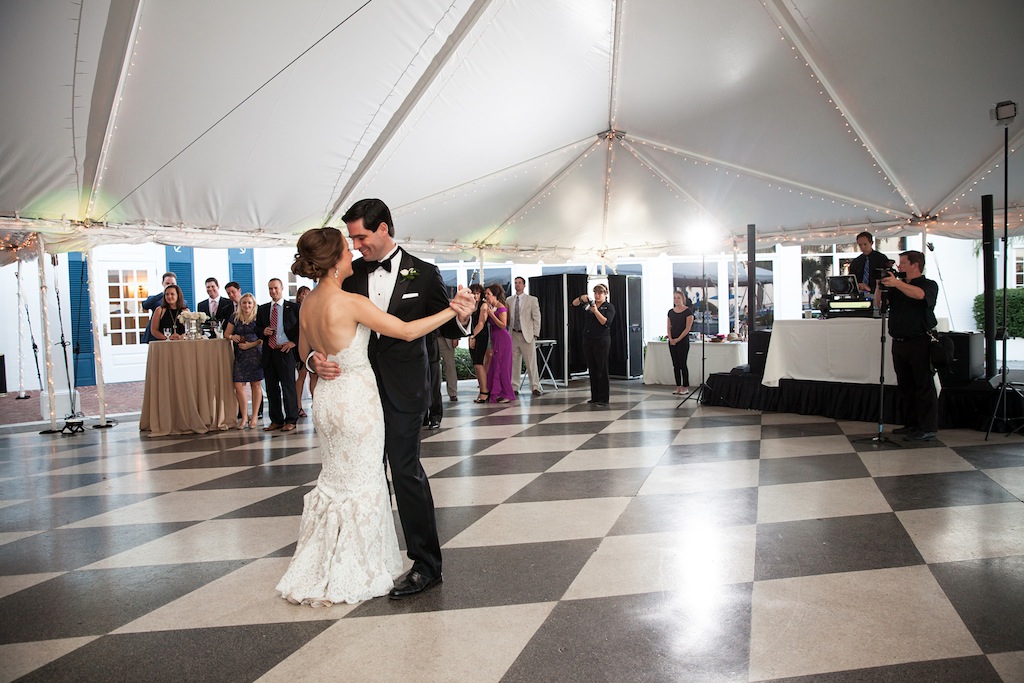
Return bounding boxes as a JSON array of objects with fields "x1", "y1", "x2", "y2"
[{"x1": 874, "y1": 266, "x2": 906, "y2": 289}]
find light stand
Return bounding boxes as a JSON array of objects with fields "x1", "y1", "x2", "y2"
[
  {"x1": 39, "y1": 255, "x2": 84, "y2": 435},
  {"x1": 854, "y1": 289, "x2": 900, "y2": 448},
  {"x1": 986, "y1": 100, "x2": 1024, "y2": 439},
  {"x1": 678, "y1": 252, "x2": 732, "y2": 409}
]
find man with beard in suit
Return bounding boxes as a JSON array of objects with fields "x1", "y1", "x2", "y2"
[{"x1": 307, "y1": 198, "x2": 475, "y2": 598}]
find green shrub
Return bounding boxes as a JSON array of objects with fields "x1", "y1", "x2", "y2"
[
  {"x1": 454, "y1": 347, "x2": 476, "y2": 379},
  {"x1": 973, "y1": 288, "x2": 1024, "y2": 338}
]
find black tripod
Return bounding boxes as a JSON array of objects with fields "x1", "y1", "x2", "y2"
[
  {"x1": 854, "y1": 290, "x2": 900, "y2": 448},
  {"x1": 678, "y1": 256, "x2": 731, "y2": 409},
  {"x1": 985, "y1": 102, "x2": 1024, "y2": 439}
]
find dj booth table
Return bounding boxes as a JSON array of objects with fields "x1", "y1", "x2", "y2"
[{"x1": 762, "y1": 318, "x2": 897, "y2": 387}]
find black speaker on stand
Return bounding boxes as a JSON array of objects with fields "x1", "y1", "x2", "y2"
[{"x1": 748, "y1": 331, "x2": 771, "y2": 377}]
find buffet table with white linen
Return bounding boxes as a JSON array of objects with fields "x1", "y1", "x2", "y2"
[
  {"x1": 762, "y1": 318, "x2": 896, "y2": 387},
  {"x1": 140, "y1": 339, "x2": 236, "y2": 437},
  {"x1": 644, "y1": 340, "x2": 747, "y2": 385}
]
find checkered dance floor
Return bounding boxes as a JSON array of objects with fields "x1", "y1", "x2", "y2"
[{"x1": 1, "y1": 381, "x2": 1023, "y2": 682}]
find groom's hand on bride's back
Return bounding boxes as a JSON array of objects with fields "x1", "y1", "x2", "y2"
[{"x1": 309, "y1": 351, "x2": 341, "y2": 380}]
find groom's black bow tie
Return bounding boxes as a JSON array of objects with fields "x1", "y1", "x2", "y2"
[{"x1": 365, "y1": 254, "x2": 394, "y2": 273}]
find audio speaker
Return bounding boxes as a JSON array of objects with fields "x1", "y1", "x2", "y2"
[
  {"x1": 749, "y1": 331, "x2": 771, "y2": 376},
  {"x1": 938, "y1": 331, "x2": 984, "y2": 387}
]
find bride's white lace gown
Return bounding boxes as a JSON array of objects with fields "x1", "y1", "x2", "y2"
[{"x1": 276, "y1": 324, "x2": 402, "y2": 605}]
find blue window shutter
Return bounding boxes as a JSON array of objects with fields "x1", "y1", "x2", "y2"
[
  {"x1": 68, "y1": 253, "x2": 96, "y2": 386},
  {"x1": 229, "y1": 248, "x2": 255, "y2": 297},
  {"x1": 165, "y1": 246, "x2": 195, "y2": 309}
]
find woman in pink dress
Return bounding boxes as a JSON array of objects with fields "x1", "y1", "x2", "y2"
[{"x1": 484, "y1": 284, "x2": 515, "y2": 403}]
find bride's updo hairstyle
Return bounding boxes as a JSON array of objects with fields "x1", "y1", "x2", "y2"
[{"x1": 292, "y1": 227, "x2": 344, "y2": 282}]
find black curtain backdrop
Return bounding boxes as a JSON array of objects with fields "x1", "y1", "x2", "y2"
[{"x1": 530, "y1": 274, "x2": 589, "y2": 383}]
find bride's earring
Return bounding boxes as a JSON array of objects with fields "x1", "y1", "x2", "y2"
[{"x1": 333, "y1": 268, "x2": 339, "y2": 279}]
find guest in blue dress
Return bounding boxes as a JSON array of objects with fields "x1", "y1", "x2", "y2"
[{"x1": 225, "y1": 292, "x2": 264, "y2": 429}]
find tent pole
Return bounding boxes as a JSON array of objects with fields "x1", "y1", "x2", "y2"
[
  {"x1": 37, "y1": 247, "x2": 58, "y2": 432},
  {"x1": 86, "y1": 249, "x2": 112, "y2": 428}
]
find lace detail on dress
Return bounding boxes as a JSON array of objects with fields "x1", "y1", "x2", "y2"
[{"x1": 276, "y1": 324, "x2": 402, "y2": 605}]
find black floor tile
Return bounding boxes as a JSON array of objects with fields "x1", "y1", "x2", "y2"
[
  {"x1": 419, "y1": 438, "x2": 503, "y2": 458},
  {"x1": 0, "y1": 493, "x2": 163, "y2": 533},
  {"x1": 183, "y1": 464, "x2": 323, "y2": 490},
  {"x1": 578, "y1": 430, "x2": 679, "y2": 450},
  {"x1": 16, "y1": 621, "x2": 335, "y2": 683},
  {"x1": 929, "y1": 554, "x2": 1024, "y2": 654},
  {"x1": 432, "y1": 452, "x2": 568, "y2": 478},
  {"x1": 754, "y1": 513, "x2": 924, "y2": 580},
  {"x1": 504, "y1": 468, "x2": 652, "y2": 503},
  {"x1": 0, "y1": 473, "x2": 114, "y2": 499},
  {"x1": 873, "y1": 470, "x2": 1020, "y2": 511},
  {"x1": 434, "y1": 504, "x2": 496, "y2": 546},
  {"x1": 0, "y1": 561, "x2": 250, "y2": 644},
  {"x1": 352, "y1": 539, "x2": 601, "y2": 616},
  {"x1": 952, "y1": 442, "x2": 1024, "y2": 469},
  {"x1": 661, "y1": 440, "x2": 761, "y2": 465},
  {"x1": 502, "y1": 585, "x2": 752, "y2": 682},
  {"x1": 762, "y1": 655, "x2": 1002, "y2": 682},
  {"x1": 760, "y1": 422, "x2": 846, "y2": 439},
  {"x1": 683, "y1": 414, "x2": 763, "y2": 429},
  {"x1": 517, "y1": 421, "x2": 613, "y2": 437},
  {"x1": 609, "y1": 488, "x2": 758, "y2": 535},
  {"x1": 153, "y1": 447, "x2": 308, "y2": 469},
  {"x1": 216, "y1": 485, "x2": 314, "y2": 519},
  {"x1": 0, "y1": 522, "x2": 197, "y2": 574},
  {"x1": 758, "y1": 453, "x2": 870, "y2": 486}
]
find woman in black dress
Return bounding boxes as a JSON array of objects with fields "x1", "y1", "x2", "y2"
[
  {"x1": 667, "y1": 290, "x2": 694, "y2": 395},
  {"x1": 225, "y1": 292, "x2": 264, "y2": 429},
  {"x1": 150, "y1": 284, "x2": 187, "y2": 340},
  {"x1": 468, "y1": 284, "x2": 491, "y2": 403}
]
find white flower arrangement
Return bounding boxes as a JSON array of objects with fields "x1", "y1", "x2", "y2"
[{"x1": 178, "y1": 311, "x2": 209, "y2": 323}]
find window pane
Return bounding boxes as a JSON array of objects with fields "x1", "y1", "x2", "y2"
[
  {"x1": 110, "y1": 317, "x2": 122, "y2": 330},
  {"x1": 126, "y1": 332, "x2": 137, "y2": 345},
  {"x1": 108, "y1": 285, "x2": 119, "y2": 298},
  {"x1": 108, "y1": 271, "x2": 118, "y2": 284},
  {"x1": 111, "y1": 333, "x2": 122, "y2": 346}
]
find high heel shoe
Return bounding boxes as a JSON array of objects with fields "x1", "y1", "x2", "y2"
[
  {"x1": 473, "y1": 391, "x2": 490, "y2": 403},
  {"x1": 248, "y1": 417, "x2": 259, "y2": 429}
]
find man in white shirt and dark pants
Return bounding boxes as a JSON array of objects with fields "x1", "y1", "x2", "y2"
[{"x1": 509, "y1": 276, "x2": 542, "y2": 396}]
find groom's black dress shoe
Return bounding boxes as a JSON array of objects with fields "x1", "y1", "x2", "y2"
[{"x1": 389, "y1": 570, "x2": 442, "y2": 599}]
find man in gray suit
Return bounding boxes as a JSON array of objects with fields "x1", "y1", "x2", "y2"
[{"x1": 509, "y1": 276, "x2": 542, "y2": 396}]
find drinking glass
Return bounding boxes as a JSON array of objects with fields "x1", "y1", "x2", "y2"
[{"x1": 162, "y1": 327, "x2": 172, "y2": 339}]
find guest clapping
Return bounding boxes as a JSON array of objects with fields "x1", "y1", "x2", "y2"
[
  {"x1": 150, "y1": 284, "x2": 187, "y2": 340},
  {"x1": 225, "y1": 293, "x2": 264, "y2": 429},
  {"x1": 484, "y1": 284, "x2": 515, "y2": 403}
]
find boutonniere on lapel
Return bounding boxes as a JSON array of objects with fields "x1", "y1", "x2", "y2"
[{"x1": 399, "y1": 267, "x2": 419, "y2": 282}]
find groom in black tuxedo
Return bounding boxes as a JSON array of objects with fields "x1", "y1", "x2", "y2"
[{"x1": 308, "y1": 198, "x2": 475, "y2": 598}]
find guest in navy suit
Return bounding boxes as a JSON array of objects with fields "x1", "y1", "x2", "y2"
[
  {"x1": 197, "y1": 277, "x2": 234, "y2": 337},
  {"x1": 256, "y1": 278, "x2": 300, "y2": 432}
]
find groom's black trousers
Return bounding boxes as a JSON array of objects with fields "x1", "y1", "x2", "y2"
[{"x1": 380, "y1": 390, "x2": 443, "y2": 578}]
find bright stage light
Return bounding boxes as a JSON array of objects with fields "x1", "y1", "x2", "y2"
[{"x1": 687, "y1": 219, "x2": 720, "y2": 254}]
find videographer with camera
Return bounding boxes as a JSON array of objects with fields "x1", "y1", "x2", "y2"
[
  {"x1": 572, "y1": 284, "x2": 616, "y2": 406},
  {"x1": 875, "y1": 250, "x2": 940, "y2": 442}
]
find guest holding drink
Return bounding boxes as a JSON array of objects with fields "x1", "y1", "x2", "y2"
[
  {"x1": 484, "y1": 284, "x2": 515, "y2": 403},
  {"x1": 150, "y1": 284, "x2": 188, "y2": 340},
  {"x1": 225, "y1": 293, "x2": 264, "y2": 429},
  {"x1": 469, "y1": 284, "x2": 490, "y2": 403}
]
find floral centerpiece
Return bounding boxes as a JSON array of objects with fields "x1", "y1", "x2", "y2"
[{"x1": 177, "y1": 311, "x2": 209, "y2": 339}]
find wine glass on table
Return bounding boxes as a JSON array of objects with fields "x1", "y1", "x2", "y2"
[{"x1": 162, "y1": 327, "x2": 172, "y2": 340}]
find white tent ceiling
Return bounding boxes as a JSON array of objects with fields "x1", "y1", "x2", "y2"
[{"x1": 2, "y1": 0, "x2": 1023, "y2": 263}]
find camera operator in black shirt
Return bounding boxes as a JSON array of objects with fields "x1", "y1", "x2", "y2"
[
  {"x1": 572, "y1": 284, "x2": 616, "y2": 406},
  {"x1": 875, "y1": 250, "x2": 940, "y2": 442}
]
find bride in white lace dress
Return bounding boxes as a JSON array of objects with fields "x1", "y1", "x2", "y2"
[{"x1": 276, "y1": 228, "x2": 460, "y2": 606}]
